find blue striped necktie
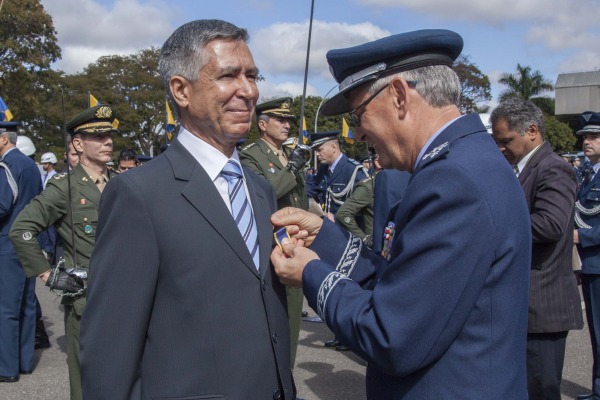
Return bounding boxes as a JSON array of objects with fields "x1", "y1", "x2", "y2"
[{"x1": 221, "y1": 160, "x2": 259, "y2": 270}]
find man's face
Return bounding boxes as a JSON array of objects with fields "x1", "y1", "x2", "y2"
[
  {"x1": 118, "y1": 159, "x2": 137, "y2": 173},
  {"x1": 42, "y1": 163, "x2": 53, "y2": 172},
  {"x1": 66, "y1": 142, "x2": 79, "y2": 168},
  {"x1": 0, "y1": 133, "x2": 11, "y2": 156},
  {"x1": 492, "y1": 118, "x2": 535, "y2": 165},
  {"x1": 260, "y1": 116, "x2": 291, "y2": 147},
  {"x1": 314, "y1": 141, "x2": 338, "y2": 165},
  {"x1": 583, "y1": 133, "x2": 600, "y2": 163},
  {"x1": 178, "y1": 39, "x2": 259, "y2": 153},
  {"x1": 73, "y1": 133, "x2": 113, "y2": 167}
]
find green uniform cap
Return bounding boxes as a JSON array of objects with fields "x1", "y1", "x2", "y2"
[
  {"x1": 255, "y1": 97, "x2": 295, "y2": 119},
  {"x1": 66, "y1": 105, "x2": 119, "y2": 135}
]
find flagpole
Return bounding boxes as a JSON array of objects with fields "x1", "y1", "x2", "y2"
[
  {"x1": 0, "y1": 0, "x2": 5, "y2": 14},
  {"x1": 298, "y1": 0, "x2": 315, "y2": 139}
]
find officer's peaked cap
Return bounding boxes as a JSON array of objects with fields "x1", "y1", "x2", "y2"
[
  {"x1": 321, "y1": 29, "x2": 463, "y2": 116},
  {"x1": 576, "y1": 111, "x2": 600, "y2": 135},
  {"x1": 309, "y1": 130, "x2": 341, "y2": 148},
  {"x1": 66, "y1": 105, "x2": 119, "y2": 135},
  {"x1": 256, "y1": 97, "x2": 295, "y2": 119}
]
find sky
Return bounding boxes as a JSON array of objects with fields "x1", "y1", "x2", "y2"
[{"x1": 40, "y1": 0, "x2": 600, "y2": 109}]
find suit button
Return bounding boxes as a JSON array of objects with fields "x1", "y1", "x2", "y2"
[
  {"x1": 272, "y1": 332, "x2": 278, "y2": 343},
  {"x1": 273, "y1": 389, "x2": 282, "y2": 399},
  {"x1": 262, "y1": 280, "x2": 267, "y2": 291}
]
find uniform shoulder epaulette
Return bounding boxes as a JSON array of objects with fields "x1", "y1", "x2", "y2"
[
  {"x1": 53, "y1": 172, "x2": 69, "y2": 181},
  {"x1": 421, "y1": 141, "x2": 450, "y2": 164},
  {"x1": 241, "y1": 142, "x2": 257, "y2": 152},
  {"x1": 348, "y1": 157, "x2": 362, "y2": 166},
  {"x1": 358, "y1": 176, "x2": 374, "y2": 184}
]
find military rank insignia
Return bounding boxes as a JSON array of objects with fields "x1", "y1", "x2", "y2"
[
  {"x1": 268, "y1": 162, "x2": 275, "y2": 174},
  {"x1": 382, "y1": 221, "x2": 395, "y2": 261}
]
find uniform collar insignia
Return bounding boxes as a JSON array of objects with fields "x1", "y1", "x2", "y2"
[{"x1": 422, "y1": 141, "x2": 449, "y2": 161}]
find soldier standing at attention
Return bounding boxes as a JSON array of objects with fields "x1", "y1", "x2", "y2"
[
  {"x1": 10, "y1": 105, "x2": 118, "y2": 400},
  {"x1": 240, "y1": 97, "x2": 310, "y2": 369}
]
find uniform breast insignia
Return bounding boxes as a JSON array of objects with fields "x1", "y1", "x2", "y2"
[
  {"x1": 382, "y1": 221, "x2": 396, "y2": 260},
  {"x1": 82, "y1": 176, "x2": 88, "y2": 182},
  {"x1": 422, "y1": 141, "x2": 449, "y2": 161},
  {"x1": 80, "y1": 198, "x2": 86, "y2": 205},
  {"x1": 84, "y1": 225, "x2": 93, "y2": 234},
  {"x1": 22, "y1": 231, "x2": 33, "y2": 241},
  {"x1": 268, "y1": 162, "x2": 276, "y2": 174}
]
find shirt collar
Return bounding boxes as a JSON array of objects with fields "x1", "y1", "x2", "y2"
[
  {"x1": 329, "y1": 152, "x2": 344, "y2": 173},
  {"x1": 516, "y1": 142, "x2": 543, "y2": 175},
  {"x1": 177, "y1": 127, "x2": 243, "y2": 181}
]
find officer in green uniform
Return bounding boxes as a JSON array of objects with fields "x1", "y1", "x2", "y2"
[
  {"x1": 239, "y1": 97, "x2": 310, "y2": 368},
  {"x1": 10, "y1": 105, "x2": 118, "y2": 400}
]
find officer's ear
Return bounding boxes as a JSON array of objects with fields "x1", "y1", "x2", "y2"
[
  {"x1": 71, "y1": 135, "x2": 84, "y2": 154},
  {"x1": 169, "y1": 76, "x2": 191, "y2": 110}
]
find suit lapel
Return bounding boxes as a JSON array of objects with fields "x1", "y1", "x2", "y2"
[
  {"x1": 168, "y1": 141, "x2": 260, "y2": 277},
  {"x1": 244, "y1": 169, "x2": 273, "y2": 278},
  {"x1": 517, "y1": 142, "x2": 550, "y2": 185}
]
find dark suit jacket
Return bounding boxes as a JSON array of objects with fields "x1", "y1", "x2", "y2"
[
  {"x1": 517, "y1": 141, "x2": 583, "y2": 332},
  {"x1": 303, "y1": 114, "x2": 531, "y2": 399},
  {"x1": 80, "y1": 139, "x2": 294, "y2": 400}
]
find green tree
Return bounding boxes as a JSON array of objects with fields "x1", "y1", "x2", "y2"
[
  {"x1": 453, "y1": 55, "x2": 492, "y2": 113},
  {"x1": 0, "y1": 0, "x2": 62, "y2": 148},
  {"x1": 498, "y1": 64, "x2": 554, "y2": 102},
  {"x1": 545, "y1": 115, "x2": 576, "y2": 152}
]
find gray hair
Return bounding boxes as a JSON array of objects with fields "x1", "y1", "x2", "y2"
[
  {"x1": 257, "y1": 114, "x2": 270, "y2": 134},
  {"x1": 158, "y1": 19, "x2": 250, "y2": 117},
  {"x1": 490, "y1": 99, "x2": 545, "y2": 137},
  {"x1": 368, "y1": 65, "x2": 460, "y2": 108},
  {"x1": 1, "y1": 131, "x2": 18, "y2": 144}
]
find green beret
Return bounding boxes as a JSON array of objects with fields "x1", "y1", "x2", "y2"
[
  {"x1": 256, "y1": 97, "x2": 295, "y2": 119},
  {"x1": 66, "y1": 105, "x2": 119, "y2": 135}
]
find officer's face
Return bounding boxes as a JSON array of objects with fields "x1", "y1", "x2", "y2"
[
  {"x1": 171, "y1": 39, "x2": 259, "y2": 156},
  {"x1": 583, "y1": 133, "x2": 600, "y2": 163},
  {"x1": 118, "y1": 159, "x2": 137, "y2": 173},
  {"x1": 261, "y1": 116, "x2": 291, "y2": 147},
  {"x1": 314, "y1": 141, "x2": 337, "y2": 165},
  {"x1": 492, "y1": 118, "x2": 537, "y2": 165},
  {"x1": 73, "y1": 133, "x2": 113, "y2": 167}
]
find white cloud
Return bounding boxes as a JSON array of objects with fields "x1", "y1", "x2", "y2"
[
  {"x1": 251, "y1": 20, "x2": 390, "y2": 81},
  {"x1": 41, "y1": 0, "x2": 174, "y2": 73}
]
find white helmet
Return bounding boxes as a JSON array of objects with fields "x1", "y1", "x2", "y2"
[
  {"x1": 16, "y1": 135, "x2": 36, "y2": 156},
  {"x1": 478, "y1": 113, "x2": 492, "y2": 134},
  {"x1": 41, "y1": 151, "x2": 57, "y2": 164}
]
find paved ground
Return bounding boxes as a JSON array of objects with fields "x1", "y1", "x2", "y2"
[{"x1": 1, "y1": 284, "x2": 594, "y2": 399}]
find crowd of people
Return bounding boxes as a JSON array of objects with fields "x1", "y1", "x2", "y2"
[{"x1": 1, "y1": 17, "x2": 600, "y2": 400}]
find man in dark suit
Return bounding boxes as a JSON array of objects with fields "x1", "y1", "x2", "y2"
[
  {"x1": 491, "y1": 99, "x2": 583, "y2": 400},
  {"x1": 270, "y1": 29, "x2": 531, "y2": 399},
  {"x1": 79, "y1": 20, "x2": 294, "y2": 400},
  {"x1": 0, "y1": 122, "x2": 41, "y2": 383},
  {"x1": 574, "y1": 111, "x2": 600, "y2": 400}
]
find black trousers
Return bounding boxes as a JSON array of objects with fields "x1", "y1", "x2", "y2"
[
  {"x1": 582, "y1": 274, "x2": 600, "y2": 396},
  {"x1": 527, "y1": 331, "x2": 568, "y2": 400}
]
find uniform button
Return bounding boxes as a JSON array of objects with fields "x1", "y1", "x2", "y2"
[
  {"x1": 272, "y1": 333, "x2": 278, "y2": 343},
  {"x1": 272, "y1": 389, "x2": 282, "y2": 399}
]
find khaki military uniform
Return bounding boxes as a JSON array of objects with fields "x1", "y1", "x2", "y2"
[
  {"x1": 240, "y1": 138, "x2": 308, "y2": 367},
  {"x1": 335, "y1": 175, "x2": 375, "y2": 240},
  {"x1": 9, "y1": 163, "x2": 114, "y2": 400}
]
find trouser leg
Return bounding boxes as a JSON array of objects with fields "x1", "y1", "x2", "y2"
[{"x1": 64, "y1": 305, "x2": 82, "y2": 400}]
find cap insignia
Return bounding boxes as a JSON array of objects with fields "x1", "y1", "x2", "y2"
[{"x1": 95, "y1": 106, "x2": 113, "y2": 119}]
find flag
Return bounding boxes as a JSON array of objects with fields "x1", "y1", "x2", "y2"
[
  {"x1": 166, "y1": 99, "x2": 175, "y2": 140},
  {"x1": 0, "y1": 96, "x2": 13, "y2": 121},
  {"x1": 342, "y1": 117, "x2": 354, "y2": 144},
  {"x1": 302, "y1": 117, "x2": 309, "y2": 144},
  {"x1": 89, "y1": 92, "x2": 119, "y2": 129}
]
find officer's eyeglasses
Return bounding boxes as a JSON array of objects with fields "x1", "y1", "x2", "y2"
[{"x1": 346, "y1": 80, "x2": 417, "y2": 128}]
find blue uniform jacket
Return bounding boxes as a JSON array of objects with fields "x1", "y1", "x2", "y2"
[
  {"x1": 0, "y1": 148, "x2": 42, "y2": 255},
  {"x1": 307, "y1": 154, "x2": 368, "y2": 214},
  {"x1": 302, "y1": 114, "x2": 531, "y2": 399},
  {"x1": 576, "y1": 172, "x2": 600, "y2": 274},
  {"x1": 371, "y1": 170, "x2": 410, "y2": 254}
]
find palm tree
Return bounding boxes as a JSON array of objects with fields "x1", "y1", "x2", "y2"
[{"x1": 498, "y1": 64, "x2": 554, "y2": 102}]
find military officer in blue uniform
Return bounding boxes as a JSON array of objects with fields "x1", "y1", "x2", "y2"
[
  {"x1": 239, "y1": 97, "x2": 310, "y2": 369},
  {"x1": 0, "y1": 121, "x2": 42, "y2": 383},
  {"x1": 10, "y1": 105, "x2": 118, "y2": 400},
  {"x1": 574, "y1": 112, "x2": 600, "y2": 400},
  {"x1": 270, "y1": 29, "x2": 531, "y2": 399},
  {"x1": 306, "y1": 131, "x2": 368, "y2": 217}
]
